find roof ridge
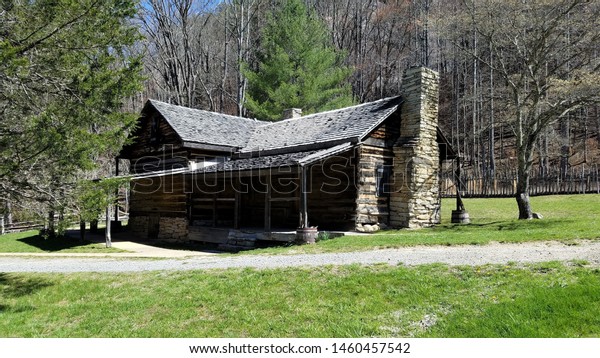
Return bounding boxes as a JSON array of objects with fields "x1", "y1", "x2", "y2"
[
  {"x1": 148, "y1": 99, "x2": 267, "y2": 124},
  {"x1": 255, "y1": 95, "x2": 402, "y2": 128}
]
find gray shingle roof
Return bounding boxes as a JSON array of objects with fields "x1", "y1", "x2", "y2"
[
  {"x1": 148, "y1": 99, "x2": 266, "y2": 149},
  {"x1": 198, "y1": 151, "x2": 319, "y2": 173},
  {"x1": 242, "y1": 96, "x2": 402, "y2": 152},
  {"x1": 147, "y1": 96, "x2": 402, "y2": 153},
  {"x1": 194, "y1": 142, "x2": 353, "y2": 173}
]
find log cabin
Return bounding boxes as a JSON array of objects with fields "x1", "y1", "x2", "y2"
[{"x1": 117, "y1": 67, "x2": 455, "y2": 248}]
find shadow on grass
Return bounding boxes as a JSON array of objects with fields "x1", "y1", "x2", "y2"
[
  {"x1": 495, "y1": 218, "x2": 574, "y2": 231},
  {"x1": 0, "y1": 273, "x2": 53, "y2": 299},
  {"x1": 437, "y1": 218, "x2": 575, "y2": 232},
  {"x1": 141, "y1": 240, "x2": 225, "y2": 253},
  {"x1": 0, "y1": 273, "x2": 53, "y2": 314},
  {"x1": 17, "y1": 235, "x2": 95, "y2": 252}
]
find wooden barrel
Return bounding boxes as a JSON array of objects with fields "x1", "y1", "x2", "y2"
[
  {"x1": 451, "y1": 210, "x2": 470, "y2": 224},
  {"x1": 296, "y1": 227, "x2": 318, "y2": 244}
]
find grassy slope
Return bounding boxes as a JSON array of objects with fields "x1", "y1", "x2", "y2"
[
  {"x1": 1, "y1": 263, "x2": 599, "y2": 337},
  {"x1": 0, "y1": 231, "x2": 125, "y2": 253},
  {"x1": 248, "y1": 194, "x2": 600, "y2": 255}
]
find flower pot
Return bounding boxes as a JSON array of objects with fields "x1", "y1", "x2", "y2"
[{"x1": 296, "y1": 227, "x2": 318, "y2": 244}]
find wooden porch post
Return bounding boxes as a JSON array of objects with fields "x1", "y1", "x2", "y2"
[
  {"x1": 451, "y1": 156, "x2": 469, "y2": 224},
  {"x1": 212, "y1": 194, "x2": 218, "y2": 227},
  {"x1": 234, "y1": 179, "x2": 241, "y2": 229},
  {"x1": 264, "y1": 174, "x2": 271, "y2": 231},
  {"x1": 299, "y1": 165, "x2": 308, "y2": 228},
  {"x1": 455, "y1": 156, "x2": 464, "y2": 211}
]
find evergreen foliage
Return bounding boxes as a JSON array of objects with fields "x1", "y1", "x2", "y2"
[
  {"x1": 0, "y1": 0, "x2": 143, "y2": 224},
  {"x1": 243, "y1": 0, "x2": 353, "y2": 121}
]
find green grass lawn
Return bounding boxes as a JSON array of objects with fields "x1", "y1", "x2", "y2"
[
  {"x1": 1, "y1": 262, "x2": 599, "y2": 337},
  {"x1": 2, "y1": 195, "x2": 597, "y2": 255},
  {"x1": 248, "y1": 194, "x2": 600, "y2": 255},
  {"x1": 0, "y1": 231, "x2": 125, "y2": 254}
]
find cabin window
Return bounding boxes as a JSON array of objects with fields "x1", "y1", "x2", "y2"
[
  {"x1": 150, "y1": 117, "x2": 160, "y2": 144},
  {"x1": 375, "y1": 164, "x2": 391, "y2": 197},
  {"x1": 189, "y1": 157, "x2": 227, "y2": 170}
]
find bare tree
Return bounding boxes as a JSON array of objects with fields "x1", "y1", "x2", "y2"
[
  {"x1": 224, "y1": 0, "x2": 264, "y2": 116},
  {"x1": 457, "y1": 0, "x2": 600, "y2": 218},
  {"x1": 139, "y1": 0, "x2": 216, "y2": 107}
]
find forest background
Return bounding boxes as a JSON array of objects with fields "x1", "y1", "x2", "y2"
[
  {"x1": 136, "y1": 0, "x2": 599, "y2": 179},
  {"x1": 1, "y1": 0, "x2": 599, "y2": 225}
]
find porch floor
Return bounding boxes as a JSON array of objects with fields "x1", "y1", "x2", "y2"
[{"x1": 188, "y1": 226, "x2": 349, "y2": 250}]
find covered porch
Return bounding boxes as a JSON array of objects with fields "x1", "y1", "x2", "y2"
[{"x1": 184, "y1": 144, "x2": 357, "y2": 248}]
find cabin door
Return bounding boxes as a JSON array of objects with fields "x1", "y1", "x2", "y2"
[{"x1": 148, "y1": 214, "x2": 160, "y2": 239}]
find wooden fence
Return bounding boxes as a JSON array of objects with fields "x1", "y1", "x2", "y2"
[
  {"x1": 440, "y1": 165, "x2": 600, "y2": 198},
  {"x1": 0, "y1": 218, "x2": 45, "y2": 235}
]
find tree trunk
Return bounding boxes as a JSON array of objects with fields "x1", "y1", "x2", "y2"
[
  {"x1": 105, "y1": 206, "x2": 112, "y2": 248},
  {"x1": 560, "y1": 114, "x2": 570, "y2": 179},
  {"x1": 516, "y1": 191, "x2": 532, "y2": 220},
  {"x1": 595, "y1": 105, "x2": 599, "y2": 147},
  {"x1": 4, "y1": 200, "x2": 12, "y2": 226},
  {"x1": 48, "y1": 210, "x2": 55, "y2": 238},
  {"x1": 516, "y1": 151, "x2": 533, "y2": 219},
  {"x1": 79, "y1": 220, "x2": 86, "y2": 241},
  {"x1": 488, "y1": 45, "x2": 495, "y2": 177}
]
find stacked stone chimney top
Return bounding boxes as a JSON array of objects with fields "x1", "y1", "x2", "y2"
[{"x1": 282, "y1": 108, "x2": 303, "y2": 120}]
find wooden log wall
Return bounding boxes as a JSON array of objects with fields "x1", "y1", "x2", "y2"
[
  {"x1": 185, "y1": 153, "x2": 357, "y2": 231},
  {"x1": 189, "y1": 170, "x2": 302, "y2": 229},
  {"x1": 306, "y1": 152, "x2": 357, "y2": 230},
  {"x1": 130, "y1": 174, "x2": 188, "y2": 217},
  {"x1": 189, "y1": 175, "x2": 239, "y2": 227},
  {"x1": 121, "y1": 109, "x2": 232, "y2": 174},
  {"x1": 121, "y1": 111, "x2": 182, "y2": 160}
]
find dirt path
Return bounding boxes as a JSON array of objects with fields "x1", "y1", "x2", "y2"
[{"x1": 1, "y1": 240, "x2": 599, "y2": 273}]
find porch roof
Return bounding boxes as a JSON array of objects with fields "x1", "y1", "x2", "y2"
[{"x1": 192, "y1": 142, "x2": 354, "y2": 174}]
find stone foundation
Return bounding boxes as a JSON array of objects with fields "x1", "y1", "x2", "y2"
[
  {"x1": 127, "y1": 215, "x2": 188, "y2": 241},
  {"x1": 158, "y1": 217, "x2": 188, "y2": 241}
]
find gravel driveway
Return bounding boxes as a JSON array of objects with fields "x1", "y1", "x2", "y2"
[{"x1": 1, "y1": 240, "x2": 599, "y2": 273}]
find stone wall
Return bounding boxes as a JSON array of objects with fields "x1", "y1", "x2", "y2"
[
  {"x1": 389, "y1": 67, "x2": 441, "y2": 228},
  {"x1": 355, "y1": 145, "x2": 392, "y2": 232},
  {"x1": 158, "y1": 217, "x2": 188, "y2": 241},
  {"x1": 127, "y1": 215, "x2": 188, "y2": 241}
]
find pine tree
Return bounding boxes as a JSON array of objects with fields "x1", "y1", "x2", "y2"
[
  {"x1": 0, "y1": 0, "x2": 143, "y2": 228},
  {"x1": 243, "y1": 0, "x2": 353, "y2": 121}
]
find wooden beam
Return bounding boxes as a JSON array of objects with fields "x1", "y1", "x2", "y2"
[
  {"x1": 234, "y1": 183, "x2": 241, "y2": 230},
  {"x1": 234, "y1": 138, "x2": 354, "y2": 158},
  {"x1": 188, "y1": 167, "x2": 300, "y2": 180},
  {"x1": 269, "y1": 197, "x2": 299, "y2": 202},
  {"x1": 264, "y1": 175, "x2": 271, "y2": 232},
  {"x1": 212, "y1": 195, "x2": 217, "y2": 227},
  {"x1": 187, "y1": 193, "x2": 192, "y2": 224}
]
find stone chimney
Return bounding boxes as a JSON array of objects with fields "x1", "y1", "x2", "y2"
[
  {"x1": 389, "y1": 67, "x2": 440, "y2": 228},
  {"x1": 282, "y1": 108, "x2": 302, "y2": 119}
]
